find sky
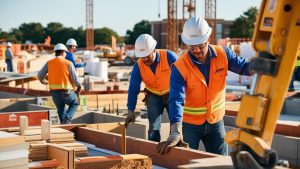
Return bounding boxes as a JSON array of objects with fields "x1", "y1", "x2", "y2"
[{"x1": 0, "y1": 0, "x2": 261, "y2": 36}]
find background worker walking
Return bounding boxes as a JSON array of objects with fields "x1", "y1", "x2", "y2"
[
  {"x1": 66, "y1": 38, "x2": 86, "y2": 68},
  {"x1": 157, "y1": 16, "x2": 252, "y2": 155},
  {"x1": 5, "y1": 42, "x2": 14, "y2": 72},
  {"x1": 125, "y1": 34, "x2": 178, "y2": 142},
  {"x1": 38, "y1": 43, "x2": 81, "y2": 124}
]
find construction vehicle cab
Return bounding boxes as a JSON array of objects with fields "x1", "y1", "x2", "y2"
[{"x1": 225, "y1": 0, "x2": 300, "y2": 168}]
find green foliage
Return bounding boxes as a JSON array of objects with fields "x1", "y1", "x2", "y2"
[
  {"x1": 94, "y1": 27, "x2": 121, "y2": 44},
  {"x1": 125, "y1": 20, "x2": 151, "y2": 44},
  {"x1": 229, "y1": 7, "x2": 258, "y2": 38},
  {"x1": 18, "y1": 22, "x2": 44, "y2": 43}
]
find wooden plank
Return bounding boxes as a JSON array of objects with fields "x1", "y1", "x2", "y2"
[
  {"x1": 41, "y1": 120, "x2": 50, "y2": 140},
  {"x1": 19, "y1": 116, "x2": 28, "y2": 136},
  {"x1": 47, "y1": 144, "x2": 75, "y2": 169},
  {"x1": 75, "y1": 154, "x2": 151, "y2": 169},
  {"x1": 29, "y1": 159, "x2": 60, "y2": 169},
  {"x1": 0, "y1": 131, "x2": 25, "y2": 146},
  {"x1": 86, "y1": 123, "x2": 122, "y2": 133},
  {"x1": 77, "y1": 127, "x2": 218, "y2": 169},
  {"x1": 178, "y1": 156, "x2": 233, "y2": 169}
]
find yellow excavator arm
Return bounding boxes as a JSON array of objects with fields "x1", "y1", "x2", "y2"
[{"x1": 225, "y1": 0, "x2": 300, "y2": 168}]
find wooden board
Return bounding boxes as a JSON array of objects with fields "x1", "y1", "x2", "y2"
[
  {"x1": 75, "y1": 154, "x2": 151, "y2": 169},
  {"x1": 47, "y1": 144, "x2": 75, "y2": 169}
]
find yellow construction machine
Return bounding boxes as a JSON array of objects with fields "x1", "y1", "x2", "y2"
[{"x1": 225, "y1": 0, "x2": 300, "y2": 168}]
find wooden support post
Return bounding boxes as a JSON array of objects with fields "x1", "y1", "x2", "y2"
[
  {"x1": 19, "y1": 116, "x2": 28, "y2": 136},
  {"x1": 112, "y1": 99, "x2": 114, "y2": 114},
  {"x1": 41, "y1": 120, "x2": 51, "y2": 140},
  {"x1": 121, "y1": 124, "x2": 126, "y2": 155},
  {"x1": 96, "y1": 94, "x2": 99, "y2": 110}
]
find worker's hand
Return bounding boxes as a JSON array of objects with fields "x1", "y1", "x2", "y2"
[
  {"x1": 156, "y1": 123, "x2": 189, "y2": 155},
  {"x1": 75, "y1": 86, "x2": 81, "y2": 96},
  {"x1": 124, "y1": 110, "x2": 135, "y2": 128}
]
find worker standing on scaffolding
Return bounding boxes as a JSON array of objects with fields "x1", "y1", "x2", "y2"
[
  {"x1": 125, "y1": 34, "x2": 178, "y2": 142},
  {"x1": 5, "y1": 42, "x2": 14, "y2": 72},
  {"x1": 157, "y1": 16, "x2": 252, "y2": 155},
  {"x1": 38, "y1": 43, "x2": 81, "y2": 124}
]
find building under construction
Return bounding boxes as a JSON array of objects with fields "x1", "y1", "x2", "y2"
[{"x1": 1, "y1": 0, "x2": 300, "y2": 168}]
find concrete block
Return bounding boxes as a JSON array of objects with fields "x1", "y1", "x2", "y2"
[
  {"x1": 93, "y1": 112, "x2": 106, "y2": 123},
  {"x1": 126, "y1": 122, "x2": 147, "y2": 139},
  {"x1": 272, "y1": 134, "x2": 298, "y2": 166},
  {"x1": 224, "y1": 115, "x2": 236, "y2": 127},
  {"x1": 281, "y1": 99, "x2": 300, "y2": 115},
  {"x1": 160, "y1": 123, "x2": 170, "y2": 141},
  {"x1": 48, "y1": 109, "x2": 60, "y2": 125},
  {"x1": 72, "y1": 112, "x2": 94, "y2": 124}
]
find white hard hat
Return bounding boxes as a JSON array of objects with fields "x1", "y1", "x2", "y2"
[
  {"x1": 66, "y1": 38, "x2": 78, "y2": 46},
  {"x1": 6, "y1": 42, "x2": 12, "y2": 47},
  {"x1": 181, "y1": 16, "x2": 212, "y2": 45},
  {"x1": 54, "y1": 43, "x2": 68, "y2": 51},
  {"x1": 135, "y1": 34, "x2": 157, "y2": 58}
]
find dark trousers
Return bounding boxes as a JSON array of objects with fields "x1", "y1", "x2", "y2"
[
  {"x1": 50, "y1": 90, "x2": 79, "y2": 124},
  {"x1": 183, "y1": 120, "x2": 228, "y2": 155},
  {"x1": 5, "y1": 59, "x2": 13, "y2": 72}
]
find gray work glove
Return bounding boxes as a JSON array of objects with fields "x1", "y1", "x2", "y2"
[
  {"x1": 156, "y1": 122, "x2": 189, "y2": 155},
  {"x1": 124, "y1": 110, "x2": 135, "y2": 128}
]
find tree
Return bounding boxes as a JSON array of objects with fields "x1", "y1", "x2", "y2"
[
  {"x1": 229, "y1": 7, "x2": 258, "y2": 38},
  {"x1": 18, "y1": 22, "x2": 44, "y2": 43},
  {"x1": 94, "y1": 27, "x2": 121, "y2": 44},
  {"x1": 125, "y1": 20, "x2": 151, "y2": 44}
]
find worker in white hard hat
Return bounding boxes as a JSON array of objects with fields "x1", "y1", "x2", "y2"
[
  {"x1": 65, "y1": 38, "x2": 86, "y2": 68},
  {"x1": 125, "y1": 34, "x2": 178, "y2": 142},
  {"x1": 157, "y1": 16, "x2": 253, "y2": 155},
  {"x1": 5, "y1": 42, "x2": 14, "y2": 72},
  {"x1": 38, "y1": 43, "x2": 82, "y2": 124}
]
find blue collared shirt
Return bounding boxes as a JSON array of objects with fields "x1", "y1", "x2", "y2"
[
  {"x1": 169, "y1": 45, "x2": 251, "y2": 124},
  {"x1": 65, "y1": 51, "x2": 86, "y2": 68},
  {"x1": 127, "y1": 50, "x2": 178, "y2": 111}
]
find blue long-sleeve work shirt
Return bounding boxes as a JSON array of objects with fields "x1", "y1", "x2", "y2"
[
  {"x1": 65, "y1": 52, "x2": 86, "y2": 68},
  {"x1": 127, "y1": 50, "x2": 178, "y2": 111},
  {"x1": 169, "y1": 45, "x2": 252, "y2": 124}
]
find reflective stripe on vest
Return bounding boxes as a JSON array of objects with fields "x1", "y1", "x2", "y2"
[
  {"x1": 49, "y1": 84, "x2": 74, "y2": 90},
  {"x1": 145, "y1": 87, "x2": 169, "y2": 96},
  {"x1": 183, "y1": 100, "x2": 225, "y2": 115}
]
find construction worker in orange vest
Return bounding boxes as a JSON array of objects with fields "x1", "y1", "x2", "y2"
[
  {"x1": 38, "y1": 43, "x2": 81, "y2": 124},
  {"x1": 125, "y1": 34, "x2": 178, "y2": 142},
  {"x1": 157, "y1": 17, "x2": 252, "y2": 155}
]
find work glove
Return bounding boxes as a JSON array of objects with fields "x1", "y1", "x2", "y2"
[
  {"x1": 124, "y1": 110, "x2": 135, "y2": 128},
  {"x1": 156, "y1": 122, "x2": 189, "y2": 155}
]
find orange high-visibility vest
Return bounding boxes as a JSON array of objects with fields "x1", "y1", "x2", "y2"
[
  {"x1": 138, "y1": 50, "x2": 171, "y2": 96},
  {"x1": 174, "y1": 45, "x2": 228, "y2": 125},
  {"x1": 48, "y1": 56, "x2": 75, "y2": 90}
]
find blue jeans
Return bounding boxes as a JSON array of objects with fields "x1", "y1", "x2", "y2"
[
  {"x1": 5, "y1": 59, "x2": 13, "y2": 72},
  {"x1": 183, "y1": 120, "x2": 228, "y2": 155},
  {"x1": 146, "y1": 93, "x2": 169, "y2": 142},
  {"x1": 50, "y1": 90, "x2": 79, "y2": 124}
]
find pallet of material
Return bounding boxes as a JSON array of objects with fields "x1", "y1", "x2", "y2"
[
  {"x1": 75, "y1": 154, "x2": 152, "y2": 169},
  {"x1": 29, "y1": 143, "x2": 48, "y2": 161},
  {"x1": 0, "y1": 131, "x2": 29, "y2": 169},
  {"x1": 57, "y1": 142, "x2": 88, "y2": 157}
]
